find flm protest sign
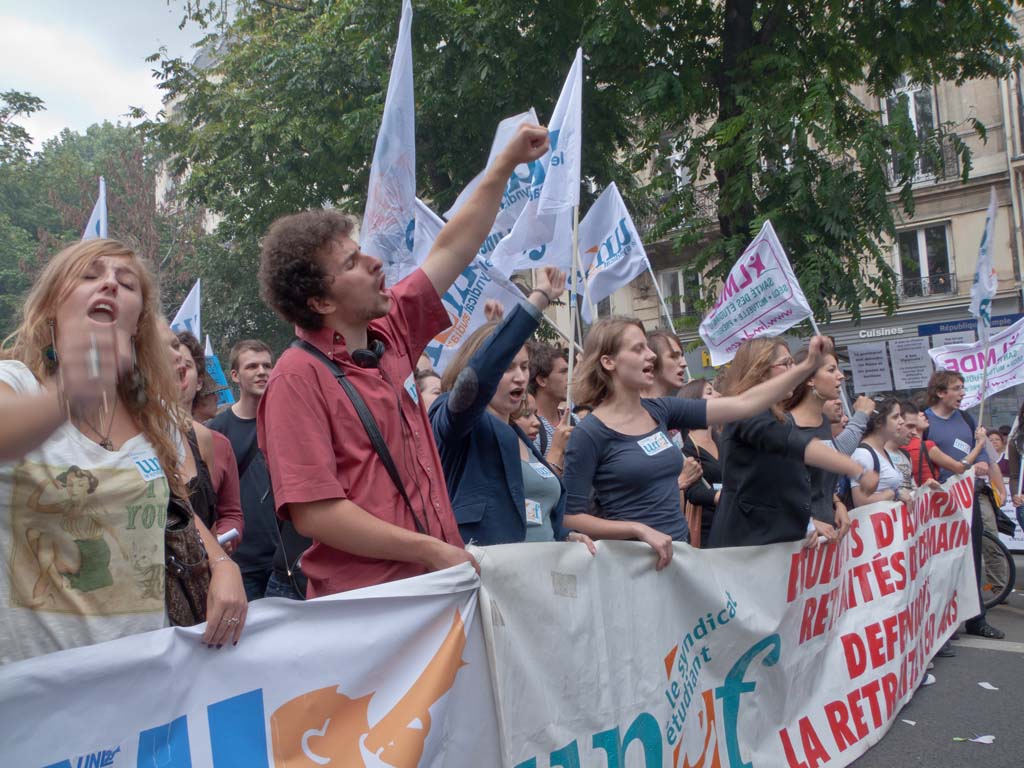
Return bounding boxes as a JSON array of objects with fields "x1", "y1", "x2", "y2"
[
  {"x1": 82, "y1": 176, "x2": 108, "y2": 240},
  {"x1": 579, "y1": 182, "x2": 651, "y2": 323},
  {"x1": 170, "y1": 279, "x2": 201, "y2": 340},
  {"x1": 699, "y1": 221, "x2": 813, "y2": 366},
  {"x1": 928, "y1": 315, "x2": 1024, "y2": 409},
  {"x1": 361, "y1": 0, "x2": 417, "y2": 286},
  {"x1": 1, "y1": 475, "x2": 977, "y2": 767}
]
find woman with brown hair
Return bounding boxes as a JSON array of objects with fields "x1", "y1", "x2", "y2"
[
  {"x1": 0, "y1": 239, "x2": 244, "y2": 663},
  {"x1": 706, "y1": 338, "x2": 877, "y2": 549},
  {"x1": 783, "y1": 348, "x2": 875, "y2": 537},
  {"x1": 562, "y1": 318, "x2": 840, "y2": 568}
]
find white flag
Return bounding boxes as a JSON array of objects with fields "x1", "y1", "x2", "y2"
[
  {"x1": 969, "y1": 187, "x2": 998, "y2": 346},
  {"x1": 929, "y1": 316, "x2": 1024, "y2": 409},
  {"x1": 578, "y1": 183, "x2": 649, "y2": 323},
  {"x1": 170, "y1": 280, "x2": 201, "y2": 340},
  {"x1": 489, "y1": 49, "x2": 583, "y2": 275},
  {"x1": 411, "y1": 197, "x2": 446, "y2": 269},
  {"x1": 698, "y1": 221, "x2": 813, "y2": 366},
  {"x1": 82, "y1": 177, "x2": 107, "y2": 240},
  {"x1": 444, "y1": 109, "x2": 539, "y2": 261},
  {"x1": 361, "y1": 0, "x2": 416, "y2": 286}
]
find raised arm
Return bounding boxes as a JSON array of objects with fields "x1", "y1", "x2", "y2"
[
  {"x1": 830, "y1": 396, "x2": 873, "y2": 455},
  {"x1": 421, "y1": 125, "x2": 549, "y2": 295},
  {"x1": 705, "y1": 336, "x2": 829, "y2": 426}
]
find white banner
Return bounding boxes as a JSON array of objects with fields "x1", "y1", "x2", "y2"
[
  {"x1": 929, "y1": 316, "x2": 1024, "y2": 408},
  {"x1": 171, "y1": 279, "x2": 201, "y2": 340},
  {"x1": 579, "y1": 182, "x2": 650, "y2": 323},
  {"x1": 489, "y1": 49, "x2": 582, "y2": 276},
  {"x1": 698, "y1": 221, "x2": 813, "y2": 366},
  {"x1": 422, "y1": 256, "x2": 524, "y2": 374},
  {"x1": 848, "y1": 341, "x2": 893, "y2": 394},
  {"x1": 481, "y1": 474, "x2": 978, "y2": 768},
  {"x1": 362, "y1": 0, "x2": 417, "y2": 286},
  {"x1": 0, "y1": 565, "x2": 497, "y2": 768},
  {"x1": 969, "y1": 187, "x2": 998, "y2": 345},
  {"x1": 888, "y1": 337, "x2": 933, "y2": 391}
]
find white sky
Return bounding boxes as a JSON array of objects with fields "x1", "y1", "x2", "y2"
[{"x1": 0, "y1": 0, "x2": 204, "y2": 149}]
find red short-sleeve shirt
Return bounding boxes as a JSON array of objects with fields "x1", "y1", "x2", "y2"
[
  {"x1": 258, "y1": 269, "x2": 463, "y2": 597},
  {"x1": 905, "y1": 436, "x2": 937, "y2": 484}
]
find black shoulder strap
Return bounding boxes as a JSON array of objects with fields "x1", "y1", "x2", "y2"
[
  {"x1": 962, "y1": 409, "x2": 977, "y2": 433},
  {"x1": 539, "y1": 420, "x2": 549, "y2": 457},
  {"x1": 236, "y1": 435, "x2": 261, "y2": 480},
  {"x1": 858, "y1": 441, "x2": 882, "y2": 473},
  {"x1": 290, "y1": 339, "x2": 427, "y2": 535}
]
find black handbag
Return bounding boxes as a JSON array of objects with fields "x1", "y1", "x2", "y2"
[{"x1": 164, "y1": 493, "x2": 211, "y2": 626}]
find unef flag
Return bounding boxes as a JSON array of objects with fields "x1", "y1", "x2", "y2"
[
  {"x1": 204, "y1": 335, "x2": 235, "y2": 407},
  {"x1": 82, "y1": 177, "x2": 108, "y2": 240},
  {"x1": 362, "y1": 0, "x2": 416, "y2": 285},
  {"x1": 489, "y1": 49, "x2": 583, "y2": 275},
  {"x1": 698, "y1": 221, "x2": 813, "y2": 366},
  {"x1": 969, "y1": 187, "x2": 999, "y2": 346},
  {"x1": 579, "y1": 183, "x2": 650, "y2": 323},
  {"x1": 170, "y1": 280, "x2": 201, "y2": 340}
]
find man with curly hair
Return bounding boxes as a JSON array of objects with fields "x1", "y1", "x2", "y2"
[{"x1": 257, "y1": 125, "x2": 549, "y2": 597}]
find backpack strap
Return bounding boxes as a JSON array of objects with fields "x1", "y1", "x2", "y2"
[{"x1": 290, "y1": 339, "x2": 428, "y2": 536}]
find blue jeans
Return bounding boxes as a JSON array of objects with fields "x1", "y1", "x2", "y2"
[
  {"x1": 241, "y1": 568, "x2": 271, "y2": 602},
  {"x1": 264, "y1": 571, "x2": 305, "y2": 601}
]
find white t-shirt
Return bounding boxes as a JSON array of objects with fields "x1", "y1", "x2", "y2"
[
  {"x1": 0, "y1": 361, "x2": 169, "y2": 664},
  {"x1": 851, "y1": 444, "x2": 903, "y2": 496}
]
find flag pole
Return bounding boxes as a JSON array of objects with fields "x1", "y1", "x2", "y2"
[
  {"x1": 807, "y1": 316, "x2": 853, "y2": 417},
  {"x1": 977, "y1": 339, "x2": 991, "y2": 427},
  {"x1": 567, "y1": 205, "x2": 581, "y2": 412}
]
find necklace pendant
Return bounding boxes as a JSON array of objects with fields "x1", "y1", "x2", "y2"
[{"x1": 100, "y1": 438, "x2": 114, "y2": 451}]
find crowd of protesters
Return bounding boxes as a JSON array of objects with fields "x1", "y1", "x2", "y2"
[{"x1": 0, "y1": 122, "x2": 1015, "y2": 669}]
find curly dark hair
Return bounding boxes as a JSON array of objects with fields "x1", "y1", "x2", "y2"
[
  {"x1": 176, "y1": 330, "x2": 207, "y2": 408},
  {"x1": 259, "y1": 209, "x2": 356, "y2": 330},
  {"x1": 528, "y1": 342, "x2": 568, "y2": 395}
]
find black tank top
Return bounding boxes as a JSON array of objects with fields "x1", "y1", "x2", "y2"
[{"x1": 186, "y1": 427, "x2": 218, "y2": 529}]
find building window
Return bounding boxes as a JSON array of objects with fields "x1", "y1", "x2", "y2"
[
  {"x1": 881, "y1": 75, "x2": 938, "y2": 181},
  {"x1": 658, "y1": 268, "x2": 701, "y2": 318},
  {"x1": 896, "y1": 224, "x2": 955, "y2": 297},
  {"x1": 597, "y1": 296, "x2": 612, "y2": 319}
]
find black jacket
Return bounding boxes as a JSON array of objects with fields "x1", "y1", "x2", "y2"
[{"x1": 707, "y1": 409, "x2": 814, "y2": 548}]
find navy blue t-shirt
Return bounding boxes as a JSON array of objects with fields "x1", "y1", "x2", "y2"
[{"x1": 562, "y1": 397, "x2": 708, "y2": 541}]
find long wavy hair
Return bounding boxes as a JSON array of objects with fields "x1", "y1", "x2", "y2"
[
  {"x1": 722, "y1": 337, "x2": 790, "y2": 421},
  {"x1": 1, "y1": 239, "x2": 186, "y2": 499},
  {"x1": 573, "y1": 316, "x2": 646, "y2": 408}
]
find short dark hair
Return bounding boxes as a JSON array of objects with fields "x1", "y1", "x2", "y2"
[
  {"x1": 229, "y1": 339, "x2": 273, "y2": 372},
  {"x1": 901, "y1": 400, "x2": 920, "y2": 417},
  {"x1": 176, "y1": 330, "x2": 207, "y2": 408},
  {"x1": 926, "y1": 370, "x2": 964, "y2": 407},
  {"x1": 259, "y1": 209, "x2": 356, "y2": 330},
  {"x1": 528, "y1": 343, "x2": 568, "y2": 395},
  {"x1": 647, "y1": 330, "x2": 681, "y2": 375}
]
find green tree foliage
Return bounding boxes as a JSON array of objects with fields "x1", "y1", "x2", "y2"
[{"x1": 150, "y1": 0, "x2": 1022, "y2": 336}]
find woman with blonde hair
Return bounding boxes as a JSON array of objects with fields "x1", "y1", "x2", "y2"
[
  {"x1": 0, "y1": 238, "x2": 243, "y2": 663},
  {"x1": 562, "y1": 318, "x2": 842, "y2": 568},
  {"x1": 707, "y1": 338, "x2": 878, "y2": 549}
]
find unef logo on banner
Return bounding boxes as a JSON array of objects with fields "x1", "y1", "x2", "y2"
[
  {"x1": 424, "y1": 259, "x2": 497, "y2": 366},
  {"x1": 584, "y1": 216, "x2": 633, "y2": 277},
  {"x1": 47, "y1": 611, "x2": 468, "y2": 768}
]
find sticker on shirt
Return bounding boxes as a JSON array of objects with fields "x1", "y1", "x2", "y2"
[
  {"x1": 953, "y1": 438, "x2": 971, "y2": 455},
  {"x1": 670, "y1": 431, "x2": 685, "y2": 450},
  {"x1": 128, "y1": 448, "x2": 165, "y2": 482},
  {"x1": 525, "y1": 499, "x2": 544, "y2": 526},
  {"x1": 637, "y1": 432, "x2": 673, "y2": 457},
  {"x1": 529, "y1": 462, "x2": 555, "y2": 479},
  {"x1": 404, "y1": 372, "x2": 420, "y2": 405}
]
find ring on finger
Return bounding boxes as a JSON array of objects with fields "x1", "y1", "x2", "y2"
[{"x1": 224, "y1": 616, "x2": 240, "y2": 625}]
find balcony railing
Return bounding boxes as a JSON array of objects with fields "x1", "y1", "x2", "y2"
[
  {"x1": 898, "y1": 272, "x2": 957, "y2": 298},
  {"x1": 887, "y1": 134, "x2": 961, "y2": 187}
]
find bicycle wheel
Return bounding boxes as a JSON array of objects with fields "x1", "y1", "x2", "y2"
[{"x1": 981, "y1": 529, "x2": 1016, "y2": 610}]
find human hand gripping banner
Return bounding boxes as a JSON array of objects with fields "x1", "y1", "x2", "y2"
[
  {"x1": 478, "y1": 472, "x2": 978, "y2": 767},
  {"x1": 699, "y1": 221, "x2": 813, "y2": 366},
  {"x1": 0, "y1": 565, "x2": 499, "y2": 768}
]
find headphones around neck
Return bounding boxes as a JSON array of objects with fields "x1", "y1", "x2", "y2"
[{"x1": 351, "y1": 338, "x2": 386, "y2": 369}]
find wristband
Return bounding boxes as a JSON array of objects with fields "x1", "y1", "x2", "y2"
[
  {"x1": 210, "y1": 555, "x2": 232, "y2": 568},
  {"x1": 529, "y1": 288, "x2": 553, "y2": 305}
]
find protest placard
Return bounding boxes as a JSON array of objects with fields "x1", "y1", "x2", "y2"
[{"x1": 929, "y1": 316, "x2": 1024, "y2": 408}]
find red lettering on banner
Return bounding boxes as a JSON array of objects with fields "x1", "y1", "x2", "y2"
[
  {"x1": 824, "y1": 700, "x2": 857, "y2": 752},
  {"x1": 779, "y1": 718, "x2": 830, "y2": 768},
  {"x1": 849, "y1": 519, "x2": 864, "y2": 558},
  {"x1": 870, "y1": 511, "x2": 895, "y2": 548}
]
